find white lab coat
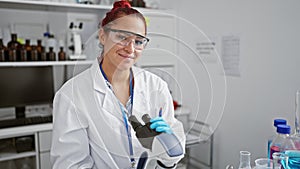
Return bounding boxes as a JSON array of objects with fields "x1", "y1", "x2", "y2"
[{"x1": 50, "y1": 59, "x2": 186, "y2": 169}]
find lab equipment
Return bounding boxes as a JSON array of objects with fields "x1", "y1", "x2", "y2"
[
  {"x1": 281, "y1": 135, "x2": 300, "y2": 168},
  {"x1": 284, "y1": 150, "x2": 300, "y2": 169},
  {"x1": 254, "y1": 158, "x2": 280, "y2": 169},
  {"x1": 267, "y1": 119, "x2": 287, "y2": 158},
  {"x1": 238, "y1": 151, "x2": 251, "y2": 169},
  {"x1": 68, "y1": 22, "x2": 86, "y2": 60},
  {"x1": 270, "y1": 125, "x2": 291, "y2": 159},
  {"x1": 294, "y1": 90, "x2": 300, "y2": 137},
  {"x1": 150, "y1": 116, "x2": 173, "y2": 134},
  {"x1": 129, "y1": 114, "x2": 183, "y2": 168},
  {"x1": 272, "y1": 152, "x2": 288, "y2": 169}
]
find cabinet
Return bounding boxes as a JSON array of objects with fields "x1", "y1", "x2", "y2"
[{"x1": 0, "y1": 123, "x2": 52, "y2": 169}]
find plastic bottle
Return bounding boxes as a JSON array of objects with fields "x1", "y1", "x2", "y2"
[
  {"x1": 267, "y1": 119, "x2": 287, "y2": 158},
  {"x1": 269, "y1": 124, "x2": 291, "y2": 159},
  {"x1": 238, "y1": 151, "x2": 251, "y2": 169}
]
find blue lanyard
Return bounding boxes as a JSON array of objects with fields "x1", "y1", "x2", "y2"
[{"x1": 99, "y1": 62, "x2": 135, "y2": 167}]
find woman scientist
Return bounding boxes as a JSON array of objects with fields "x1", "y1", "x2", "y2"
[{"x1": 51, "y1": 1, "x2": 185, "y2": 168}]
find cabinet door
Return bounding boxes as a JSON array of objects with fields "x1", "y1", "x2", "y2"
[
  {"x1": 40, "y1": 152, "x2": 51, "y2": 169},
  {"x1": 38, "y1": 131, "x2": 52, "y2": 152}
]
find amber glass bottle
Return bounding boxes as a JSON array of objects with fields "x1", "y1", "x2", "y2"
[
  {"x1": 30, "y1": 46, "x2": 39, "y2": 61},
  {"x1": 20, "y1": 45, "x2": 27, "y2": 61},
  {"x1": 7, "y1": 34, "x2": 21, "y2": 61},
  {"x1": 0, "y1": 39, "x2": 7, "y2": 61},
  {"x1": 25, "y1": 39, "x2": 32, "y2": 59},
  {"x1": 36, "y1": 39, "x2": 44, "y2": 60},
  {"x1": 58, "y1": 47, "x2": 66, "y2": 61},
  {"x1": 41, "y1": 47, "x2": 47, "y2": 61},
  {"x1": 48, "y1": 47, "x2": 56, "y2": 61}
]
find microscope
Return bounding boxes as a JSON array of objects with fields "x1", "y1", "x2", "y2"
[
  {"x1": 129, "y1": 114, "x2": 184, "y2": 169},
  {"x1": 68, "y1": 22, "x2": 86, "y2": 60}
]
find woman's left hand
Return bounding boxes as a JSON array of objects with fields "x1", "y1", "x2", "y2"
[{"x1": 150, "y1": 117, "x2": 173, "y2": 134}]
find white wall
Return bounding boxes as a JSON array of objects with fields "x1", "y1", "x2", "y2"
[{"x1": 171, "y1": 0, "x2": 300, "y2": 168}]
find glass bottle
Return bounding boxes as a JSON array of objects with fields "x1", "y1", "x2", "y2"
[
  {"x1": 238, "y1": 151, "x2": 251, "y2": 169},
  {"x1": 40, "y1": 47, "x2": 47, "y2": 61},
  {"x1": 270, "y1": 124, "x2": 291, "y2": 159},
  {"x1": 30, "y1": 46, "x2": 38, "y2": 61},
  {"x1": 36, "y1": 39, "x2": 43, "y2": 60},
  {"x1": 7, "y1": 34, "x2": 21, "y2": 61},
  {"x1": 58, "y1": 47, "x2": 66, "y2": 61},
  {"x1": 8, "y1": 46, "x2": 17, "y2": 61},
  {"x1": 48, "y1": 47, "x2": 56, "y2": 61},
  {"x1": 294, "y1": 90, "x2": 300, "y2": 137},
  {"x1": 7, "y1": 33, "x2": 21, "y2": 49},
  {"x1": 0, "y1": 39, "x2": 7, "y2": 61},
  {"x1": 24, "y1": 39, "x2": 32, "y2": 59},
  {"x1": 20, "y1": 45, "x2": 27, "y2": 61},
  {"x1": 268, "y1": 119, "x2": 287, "y2": 159}
]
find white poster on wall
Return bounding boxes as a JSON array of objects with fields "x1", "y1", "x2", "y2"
[{"x1": 221, "y1": 35, "x2": 241, "y2": 77}]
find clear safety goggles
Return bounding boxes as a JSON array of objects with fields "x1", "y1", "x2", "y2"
[{"x1": 104, "y1": 28, "x2": 149, "y2": 50}]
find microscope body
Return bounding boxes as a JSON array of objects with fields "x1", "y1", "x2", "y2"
[
  {"x1": 68, "y1": 22, "x2": 86, "y2": 60},
  {"x1": 129, "y1": 114, "x2": 184, "y2": 169}
]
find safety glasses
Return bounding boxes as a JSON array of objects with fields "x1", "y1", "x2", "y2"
[{"x1": 104, "y1": 28, "x2": 149, "y2": 50}]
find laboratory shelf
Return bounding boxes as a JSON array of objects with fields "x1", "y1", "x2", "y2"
[
  {"x1": 0, "y1": 60, "x2": 94, "y2": 67},
  {"x1": 0, "y1": 151, "x2": 36, "y2": 162},
  {"x1": 0, "y1": 0, "x2": 112, "y2": 12}
]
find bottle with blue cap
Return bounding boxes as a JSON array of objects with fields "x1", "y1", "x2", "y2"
[
  {"x1": 269, "y1": 124, "x2": 291, "y2": 159},
  {"x1": 267, "y1": 119, "x2": 287, "y2": 158}
]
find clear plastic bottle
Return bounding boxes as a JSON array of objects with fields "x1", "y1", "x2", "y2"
[
  {"x1": 267, "y1": 119, "x2": 287, "y2": 158},
  {"x1": 269, "y1": 124, "x2": 291, "y2": 159},
  {"x1": 238, "y1": 151, "x2": 251, "y2": 169}
]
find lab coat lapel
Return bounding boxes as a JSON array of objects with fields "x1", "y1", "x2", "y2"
[
  {"x1": 132, "y1": 67, "x2": 150, "y2": 120},
  {"x1": 91, "y1": 59, "x2": 122, "y2": 121}
]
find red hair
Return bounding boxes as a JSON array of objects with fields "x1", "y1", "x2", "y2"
[{"x1": 100, "y1": 0, "x2": 147, "y2": 33}]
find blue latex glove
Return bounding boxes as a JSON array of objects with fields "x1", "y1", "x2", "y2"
[
  {"x1": 150, "y1": 117, "x2": 173, "y2": 134},
  {"x1": 284, "y1": 150, "x2": 300, "y2": 169}
]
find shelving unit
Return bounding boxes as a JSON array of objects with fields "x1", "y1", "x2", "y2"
[
  {"x1": 0, "y1": 0, "x2": 112, "y2": 12},
  {"x1": 0, "y1": 60, "x2": 94, "y2": 67}
]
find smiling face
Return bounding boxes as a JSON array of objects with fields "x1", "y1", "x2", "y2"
[{"x1": 99, "y1": 14, "x2": 147, "y2": 71}]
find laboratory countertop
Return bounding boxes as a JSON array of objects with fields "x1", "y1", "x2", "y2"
[{"x1": 0, "y1": 123, "x2": 52, "y2": 139}]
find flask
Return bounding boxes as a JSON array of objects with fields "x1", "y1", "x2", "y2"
[
  {"x1": 0, "y1": 39, "x2": 7, "y2": 61},
  {"x1": 238, "y1": 151, "x2": 251, "y2": 169},
  {"x1": 267, "y1": 119, "x2": 287, "y2": 158},
  {"x1": 58, "y1": 46, "x2": 66, "y2": 61},
  {"x1": 48, "y1": 47, "x2": 56, "y2": 61},
  {"x1": 269, "y1": 124, "x2": 291, "y2": 159}
]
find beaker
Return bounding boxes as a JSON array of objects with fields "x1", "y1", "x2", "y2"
[{"x1": 272, "y1": 152, "x2": 288, "y2": 169}]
